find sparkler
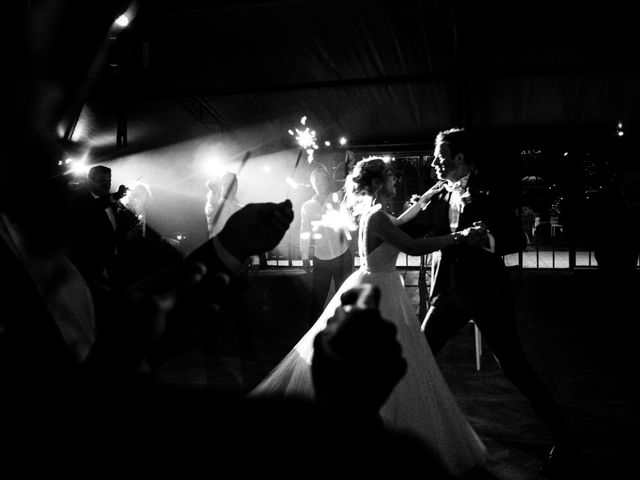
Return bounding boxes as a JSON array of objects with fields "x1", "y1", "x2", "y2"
[
  {"x1": 310, "y1": 202, "x2": 357, "y2": 242},
  {"x1": 288, "y1": 115, "x2": 319, "y2": 164},
  {"x1": 208, "y1": 150, "x2": 252, "y2": 235},
  {"x1": 285, "y1": 117, "x2": 358, "y2": 244},
  {"x1": 286, "y1": 116, "x2": 319, "y2": 196}
]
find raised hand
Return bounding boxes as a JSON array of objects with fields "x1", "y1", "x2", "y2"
[
  {"x1": 218, "y1": 200, "x2": 295, "y2": 262},
  {"x1": 112, "y1": 184, "x2": 129, "y2": 202},
  {"x1": 404, "y1": 181, "x2": 446, "y2": 212},
  {"x1": 312, "y1": 285, "x2": 407, "y2": 413},
  {"x1": 418, "y1": 181, "x2": 446, "y2": 209}
]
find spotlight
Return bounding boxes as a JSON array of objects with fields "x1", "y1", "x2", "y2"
[
  {"x1": 114, "y1": 14, "x2": 129, "y2": 28},
  {"x1": 339, "y1": 137, "x2": 348, "y2": 146},
  {"x1": 324, "y1": 141, "x2": 331, "y2": 147},
  {"x1": 202, "y1": 156, "x2": 227, "y2": 179},
  {"x1": 69, "y1": 159, "x2": 90, "y2": 176}
]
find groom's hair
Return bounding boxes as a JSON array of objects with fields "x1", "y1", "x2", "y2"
[{"x1": 436, "y1": 128, "x2": 475, "y2": 166}]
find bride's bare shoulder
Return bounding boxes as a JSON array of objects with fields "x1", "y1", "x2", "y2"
[{"x1": 367, "y1": 209, "x2": 395, "y2": 229}]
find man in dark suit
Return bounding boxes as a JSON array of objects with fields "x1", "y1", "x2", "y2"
[
  {"x1": 402, "y1": 128, "x2": 578, "y2": 476},
  {"x1": 67, "y1": 165, "x2": 130, "y2": 287}
]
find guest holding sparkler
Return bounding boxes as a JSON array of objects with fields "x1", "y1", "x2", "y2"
[
  {"x1": 300, "y1": 165, "x2": 354, "y2": 326},
  {"x1": 209, "y1": 172, "x2": 244, "y2": 238}
]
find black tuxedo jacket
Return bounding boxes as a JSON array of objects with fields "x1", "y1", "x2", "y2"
[
  {"x1": 402, "y1": 173, "x2": 525, "y2": 298},
  {"x1": 67, "y1": 191, "x2": 119, "y2": 279}
]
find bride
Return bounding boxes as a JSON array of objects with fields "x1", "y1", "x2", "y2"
[{"x1": 251, "y1": 157, "x2": 488, "y2": 475}]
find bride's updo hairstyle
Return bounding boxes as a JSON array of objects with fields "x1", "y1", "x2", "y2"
[
  {"x1": 349, "y1": 157, "x2": 387, "y2": 196},
  {"x1": 343, "y1": 156, "x2": 388, "y2": 215}
]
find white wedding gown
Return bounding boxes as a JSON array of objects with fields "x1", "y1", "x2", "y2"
[{"x1": 251, "y1": 211, "x2": 487, "y2": 475}]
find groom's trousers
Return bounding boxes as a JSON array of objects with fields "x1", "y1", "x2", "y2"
[{"x1": 422, "y1": 288, "x2": 573, "y2": 448}]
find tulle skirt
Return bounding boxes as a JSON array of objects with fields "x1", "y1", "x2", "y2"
[{"x1": 250, "y1": 267, "x2": 487, "y2": 475}]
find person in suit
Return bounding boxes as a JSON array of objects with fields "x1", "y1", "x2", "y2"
[
  {"x1": 66, "y1": 165, "x2": 130, "y2": 288},
  {"x1": 401, "y1": 128, "x2": 579, "y2": 476}
]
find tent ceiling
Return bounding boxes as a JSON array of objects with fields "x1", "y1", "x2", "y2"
[{"x1": 82, "y1": 0, "x2": 640, "y2": 158}]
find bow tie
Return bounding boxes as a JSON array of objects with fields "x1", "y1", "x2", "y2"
[
  {"x1": 444, "y1": 183, "x2": 464, "y2": 194},
  {"x1": 443, "y1": 175, "x2": 469, "y2": 194}
]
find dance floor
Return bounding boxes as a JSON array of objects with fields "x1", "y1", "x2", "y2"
[{"x1": 158, "y1": 267, "x2": 638, "y2": 480}]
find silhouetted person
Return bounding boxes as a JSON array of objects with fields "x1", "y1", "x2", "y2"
[
  {"x1": 592, "y1": 150, "x2": 640, "y2": 291},
  {"x1": 67, "y1": 165, "x2": 129, "y2": 288}
]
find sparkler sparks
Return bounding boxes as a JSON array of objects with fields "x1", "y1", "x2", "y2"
[
  {"x1": 310, "y1": 203, "x2": 357, "y2": 242},
  {"x1": 288, "y1": 116, "x2": 319, "y2": 164}
]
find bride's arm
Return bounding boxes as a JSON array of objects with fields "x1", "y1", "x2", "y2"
[
  {"x1": 370, "y1": 210, "x2": 484, "y2": 255},
  {"x1": 395, "y1": 181, "x2": 446, "y2": 226}
]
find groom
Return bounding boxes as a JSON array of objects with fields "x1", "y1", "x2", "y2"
[{"x1": 402, "y1": 128, "x2": 578, "y2": 476}]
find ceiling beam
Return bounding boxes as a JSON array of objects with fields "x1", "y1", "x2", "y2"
[{"x1": 134, "y1": 63, "x2": 640, "y2": 98}]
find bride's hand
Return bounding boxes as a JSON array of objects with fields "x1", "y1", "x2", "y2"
[
  {"x1": 418, "y1": 181, "x2": 446, "y2": 206},
  {"x1": 459, "y1": 224, "x2": 489, "y2": 247}
]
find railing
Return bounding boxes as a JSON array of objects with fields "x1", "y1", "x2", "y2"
[{"x1": 260, "y1": 229, "x2": 639, "y2": 271}]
